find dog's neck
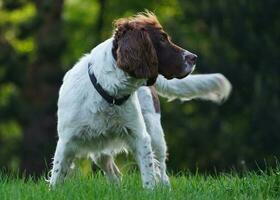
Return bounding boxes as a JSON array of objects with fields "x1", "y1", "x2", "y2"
[{"x1": 88, "y1": 38, "x2": 146, "y2": 98}]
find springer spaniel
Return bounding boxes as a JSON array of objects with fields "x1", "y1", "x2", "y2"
[{"x1": 49, "y1": 11, "x2": 231, "y2": 188}]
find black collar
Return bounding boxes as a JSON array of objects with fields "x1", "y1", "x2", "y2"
[{"x1": 88, "y1": 63, "x2": 130, "y2": 106}]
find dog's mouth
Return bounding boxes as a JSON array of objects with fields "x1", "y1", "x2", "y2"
[
  {"x1": 164, "y1": 64, "x2": 195, "y2": 80},
  {"x1": 176, "y1": 63, "x2": 195, "y2": 79}
]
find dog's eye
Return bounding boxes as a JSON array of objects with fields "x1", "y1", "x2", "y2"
[
  {"x1": 160, "y1": 33, "x2": 169, "y2": 43},
  {"x1": 160, "y1": 35, "x2": 167, "y2": 42}
]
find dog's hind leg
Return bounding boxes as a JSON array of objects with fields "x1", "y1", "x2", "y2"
[
  {"x1": 90, "y1": 153, "x2": 122, "y2": 184},
  {"x1": 49, "y1": 138, "x2": 75, "y2": 186}
]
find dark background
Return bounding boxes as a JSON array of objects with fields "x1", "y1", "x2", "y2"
[{"x1": 0, "y1": 0, "x2": 279, "y2": 176}]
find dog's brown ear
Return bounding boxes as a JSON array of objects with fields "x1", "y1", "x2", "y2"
[{"x1": 115, "y1": 26, "x2": 158, "y2": 79}]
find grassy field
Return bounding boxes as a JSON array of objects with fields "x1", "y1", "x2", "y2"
[{"x1": 1, "y1": 169, "x2": 280, "y2": 200}]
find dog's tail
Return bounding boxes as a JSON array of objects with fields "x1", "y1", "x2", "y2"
[{"x1": 155, "y1": 73, "x2": 232, "y2": 103}]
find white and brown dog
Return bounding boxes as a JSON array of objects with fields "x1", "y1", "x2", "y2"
[{"x1": 49, "y1": 12, "x2": 231, "y2": 188}]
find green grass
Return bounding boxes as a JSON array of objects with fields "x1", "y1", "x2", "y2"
[{"x1": 1, "y1": 169, "x2": 280, "y2": 200}]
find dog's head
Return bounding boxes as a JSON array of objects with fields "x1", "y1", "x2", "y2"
[{"x1": 112, "y1": 11, "x2": 197, "y2": 81}]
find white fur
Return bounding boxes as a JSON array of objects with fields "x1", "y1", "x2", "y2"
[
  {"x1": 49, "y1": 38, "x2": 231, "y2": 189},
  {"x1": 155, "y1": 73, "x2": 232, "y2": 103}
]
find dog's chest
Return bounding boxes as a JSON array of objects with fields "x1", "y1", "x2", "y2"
[
  {"x1": 84, "y1": 106, "x2": 129, "y2": 138},
  {"x1": 72, "y1": 106, "x2": 129, "y2": 153}
]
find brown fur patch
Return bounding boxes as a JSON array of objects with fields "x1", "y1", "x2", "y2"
[
  {"x1": 113, "y1": 11, "x2": 162, "y2": 30},
  {"x1": 116, "y1": 28, "x2": 158, "y2": 79},
  {"x1": 112, "y1": 11, "x2": 159, "y2": 79},
  {"x1": 149, "y1": 86, "x2": 161, "y2": 113}
]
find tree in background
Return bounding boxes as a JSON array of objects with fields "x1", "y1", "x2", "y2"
[
  {"x1": 0, "y1": 0, "x2": 65, "y2": 175},
  {"x1": 0, "y1": 0, "x2": 33, "y2": 172},
  {"x1": 20, "y1": 0, "x2": 65, "y2": 175}
]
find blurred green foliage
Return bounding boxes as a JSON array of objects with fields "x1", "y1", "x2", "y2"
[{"x1": 0, "y1": 0, "x2": 279, "y2": 175}]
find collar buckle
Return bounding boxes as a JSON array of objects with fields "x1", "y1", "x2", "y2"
[{"x1": 110, "y1": 99, "x2": 115, "y2": 106}]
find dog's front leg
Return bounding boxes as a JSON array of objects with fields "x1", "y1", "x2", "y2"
[
  {"x1": 129, "y1": 133, "x2": 156, "y2": 189},
  {"x1": 49, "y1": 138, "x2": 74, "y2": 186},
  {"x1": 143, "y1": 114, "x2": 170, "y2": 186},
  {"x1": 123, "y1": 95, "x2": 157, "y2": 189}
]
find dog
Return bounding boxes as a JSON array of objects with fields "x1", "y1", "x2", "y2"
[{"x1": 49, "y1": 11, "x2": 231, "y2": 188}]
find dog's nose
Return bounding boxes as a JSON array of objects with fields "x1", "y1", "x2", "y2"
[{"x1": 185, "y1": 54, "x2": 197, "y2": 65}]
